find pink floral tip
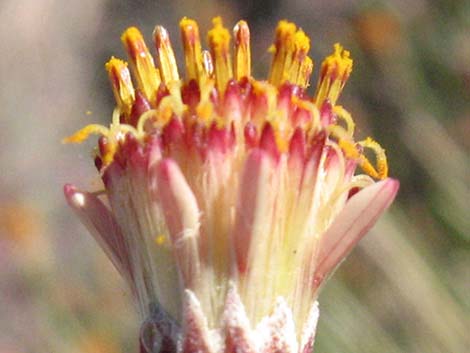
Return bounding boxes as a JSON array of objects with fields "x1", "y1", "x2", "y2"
[{"x1": 63, "y1": 17, "x2": 398, "y2": 353}]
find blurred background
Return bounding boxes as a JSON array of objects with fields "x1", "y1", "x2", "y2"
[{"x1": 0, "y1": 0, "x2": 468, "y2": 352}]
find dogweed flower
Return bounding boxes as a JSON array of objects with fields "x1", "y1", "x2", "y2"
[{"x1": 64, "y1": 17, "x2": 398, "y2": 353}]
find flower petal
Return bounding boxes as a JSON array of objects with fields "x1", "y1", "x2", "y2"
[
  {"x1": 313, "y1": 178, "x2": 399, "y2": 288},
  {"x1": 232, "y1": 149, "x2": 284, "y2": 321},
  {"x1": 232, "y1": 149, "x2": 274, "y2": 274},
  {"x1": 151, "y1": 158, "x2": 201, "y2": 289},
  {"x1": 63, "y1": 184, "x2": 131, "y2": 281}
]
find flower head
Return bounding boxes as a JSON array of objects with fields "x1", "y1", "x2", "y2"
[{"x1": 64, "y1": 17, "x2": 398, "y2": 353}]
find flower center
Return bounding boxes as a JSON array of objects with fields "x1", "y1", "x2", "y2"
[{"x1": 64, "y1": 17, "x2": 387, "y2": 181}]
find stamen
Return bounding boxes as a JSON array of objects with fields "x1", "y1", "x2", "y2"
[
  {"x1": 333, "y1": 105, "x2": 355, "y2": 136},
  {"x1": 291, "y1": 96, "x2": 320, "y2": 131},
  {"x1": 196, "y1": 79, "x2": 215, "y2": 124},
  {"x1": 338, "y1": 138, "x2": 360, "y2": 159},
  {"x1": 252, "y1": 80, "x2": 277, "y2": 122},
  {"x1": 105, "y1": 57, "x2": 135, "y2": 119},
  {"x1": 358, "y1": 137, "x2": 388, "y2": 179},
  {"x1": 298, "y1": 56, "x2": 313, "y2": 89},
  {"x1": 180, "y1": 17, "x2": 203, "y2": 83},
  {"x1": 62, "y1": 124, "x2": 110, "y2": 144},
  {"x1": 136, "y1": 109, "x2": 158, "y2": 135},
  {"x1": 269, "y1": 20, "x2": 297, "y2": 86},
  {"x1": 287, "y1": 30, "x2": 312, "y2": 87},
  {"x1": 154, "y1": 26, "x2": 180, "y2": 85},
  {"x1": 121, "y1": 27, "x2": 161, "y2": 105},
  {"x1": 207, "y1": 17, "x2": 233, "y2": 93},
  {"x1": 233, "y1": 20, "x2": 251, "y2": 80},
  {"x1": 315, "y1": 43, "x2": 353, "y2": 106},
  {"x1": 63, "y1": 108, "x2": 140, "y2": 165}
]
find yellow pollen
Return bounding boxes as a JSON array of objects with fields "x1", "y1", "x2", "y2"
[
  {"x1": 63, "y1": 18, "x2": 391, "y2": 184},
  {"x1": 339, "y1": 139, "x2": 360, "y2": 159},
  {"x1": 252, "y1": 80, "x2": 277, "y2": 123},
  {"x1": 64, "y1": 108, "x2": 140, "y2": 166},
  {"x1": 315, "y1": 43, "x2": 353, "y2": 106},
  {"x1": 195, "y1": 78, "x2": 215, "y2": 124},
  {"x1": 271, "y1": 122, "x2": 289, "y2": 153},
  {"x1": 333, "y1": 105, "x2": 355, "y2": 136},
  {"x1": 338, "y1": 136, "x2": 388, "y2": 180},
  {"x1": 358, "y1": 137, "x2": 388, "y2": 179},
  {"x1": 121, "y1": 27, "x2": 161, "y2": 104},
  {"x1": 196, "y1": 101, "x2": 214, "y2": 123},
  {"x1": 269, "y1": 20, "x2": 297, "y2": 86},
  {"x1": 233, "y1": 20, "x2": 251, "y2": 80},
  {"x1": 62, "y1": 124, "x2": 118, "y2": 165},
  {"x1": 180, "y1": 17, "x2": 204, "y2": 83},
  {"x1": 154, "y1": 26, "x2": 180, "y2": 85},
  {"x1": 62, "y1": 124, "x2": 110, "y2": 144},
  {"x1": 208, "y1": 17, "x2": 233, "y2": 93},
  {"x1": 286, "y1": 30, "x2": 312, "y2": 87},
  {"x1": 298, "y1": 56, "x2": 313, "y2": 88},
  {"x1": 105, "y1": 57, "x2": 135, "y2": 119},
  {"x1": 154, "y1": 234, "x2": 166, "y2": 246}
]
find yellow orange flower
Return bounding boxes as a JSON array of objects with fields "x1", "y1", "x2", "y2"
[{"x1": 64, "y1": 17, "x2": 398, "y2": 353}]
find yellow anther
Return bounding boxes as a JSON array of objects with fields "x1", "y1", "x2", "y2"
[
  {"x1": 121, "y1": 27, "x2": 161, "y2": 105},
  {"x1": 62, "y1": 124, "x2": 110, "y2": 144},
  {"x1": 153, "y1": 26, "x2": 180, "y2": 85},
  {"x1": 199, "y1": 76, "x2": 215, "y2": 103},
  {"x1": 196, "y1": 78, "x2": 215, "y2": 124},
  {"x1": 293, "y1": 30, "x2": 310, "y2": 56},
  {"x1": 338, "y1": 139, "x2": 360, "y2": 159},
  {"x1": 269, "y1": 20, "x2": 297, "y2": 86},
  {"x1": 63, "y1": 108, "x2": 140, "y2": 166},
  {"x1": 270, "y1": 122, "x2": 289, "y2": 153},
  {"x1": 196, "y1": 101, "x2": 214, "y2": 123},
  {"x1": 333, "y1": 105, "x2": 355, "y2": 136},
  {"x1": 208, "y1": 17, "x2": 233, "y2": 93},
  {"x1": 136, "y1": 83, "x2": 185, "y2": 134},
  {"x1": 158, "y1": 104, "x2": 175, "y2": 126},
  {"x1": 105, "y1": 57, "x2": 135, "y2": 119},
  {"x1": 358, "y1": 137, "x2": 388, "y2": 179},
  {"x1": 180, "y1": 17, "x2": 203, "y2": 83},
  {"x1": 286, "y1": 30, "x2": 312, "y2": 86},
  {"x1": 233, "y1": 20, "x2": 251, "y2": 80},
  {"x1": 315, "y1": 43, "x2": 353, "y2": 106},
  {"x1": 101, "y1": 145, "x2": 118, "y2": 166},
  {"x1": 298, "y1": 56, "x2": 313, "y2": 89}
]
